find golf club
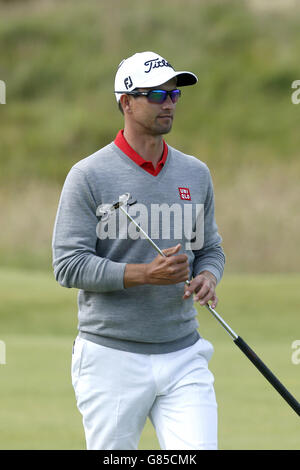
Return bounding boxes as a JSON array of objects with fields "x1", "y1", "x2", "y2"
[
  {"x1": 97, "y1": 193, "x2": 300, "y2": 416},
  {"x1": 205, "y1": 303, "x2": 300, "y2": 416}
]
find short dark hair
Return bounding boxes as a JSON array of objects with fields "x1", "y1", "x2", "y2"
[{"x1": 118, "y1": 100, "x2": 124, "y2": 115}]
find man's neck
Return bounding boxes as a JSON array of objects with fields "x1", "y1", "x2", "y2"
[{"x1": 123, "y1": 128, "x2": 164, "y2": 168}]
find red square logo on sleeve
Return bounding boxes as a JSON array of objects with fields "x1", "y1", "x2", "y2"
[{"x1": 178, "y1": 187, "x2": 191, "y2": 200}]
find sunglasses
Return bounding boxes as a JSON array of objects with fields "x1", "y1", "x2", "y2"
[{"x1": 116, "y1": 89, "x2": 181, "y2": 104}]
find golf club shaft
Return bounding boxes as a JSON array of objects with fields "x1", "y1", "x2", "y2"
[
  {"x1": 120, "y1": 206, "x2": 165, "y2": 256},
  {"x1": 120, "y1": 205, "x2": 190, "y2": 286},
  {"x1": 205, "y1": 304, "x2": 300, "y2": 416},
  {"x1": 205, "y1": 303, "x2": 238, "y2": 340}
]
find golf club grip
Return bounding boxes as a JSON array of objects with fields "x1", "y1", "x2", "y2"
[{"x1": 234, "y1": 336, "x2": 300, "y2": 416}]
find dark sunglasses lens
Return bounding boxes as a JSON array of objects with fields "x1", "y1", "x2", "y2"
[
  {"x1": 170, "y1": 90, "x2": 181, "y2": 103},
  {"x1": 148, "y1": 90, "x2": 167, "y2": 103},
  {"x1": 147, "y1": 90, "x2": 181, "y2": 103}
]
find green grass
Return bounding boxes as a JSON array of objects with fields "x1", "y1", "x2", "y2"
[{"x1": 0, "y1": 268, "x2": 299, "y2": 449}]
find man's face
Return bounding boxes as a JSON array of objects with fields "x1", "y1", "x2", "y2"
[{"x1": 124, "y1": 77, "x2": 178, "y2": 136}]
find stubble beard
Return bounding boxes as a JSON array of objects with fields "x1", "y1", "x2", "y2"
[
  {"x1": 151, "y1": 116, "x2": 174, "y2": 136},
  {"x1": 134, "y1": 112, "x2": 174, "y2": 137}
]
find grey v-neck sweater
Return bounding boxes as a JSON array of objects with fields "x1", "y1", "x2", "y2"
[{"x1": 52, "y1": 142, "x2": 225, "y2": 353}]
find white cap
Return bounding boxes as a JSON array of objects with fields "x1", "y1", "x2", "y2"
[{"x1": 114, "y1": 51, "x2": 198, "y2": 103}]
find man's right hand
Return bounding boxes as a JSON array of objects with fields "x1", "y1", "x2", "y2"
[
  {"x1": 124, "y1": 244, "x2": 189, "y2": 288},
  {"x1": 144, "y1": 243, "x2": 189, "y2": 285}
]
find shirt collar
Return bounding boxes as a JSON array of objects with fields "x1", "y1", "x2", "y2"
[{"x1": 114, "y1": 129, "x2": 168, "y2": 176}]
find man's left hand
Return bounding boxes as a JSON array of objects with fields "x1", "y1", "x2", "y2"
[{"x1": 183, "y1": 270, "x2": 218, "y2": 308}]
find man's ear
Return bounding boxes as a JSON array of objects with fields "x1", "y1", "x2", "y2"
[{"x1": 120, "y1": 94, "x2": 132, "y2": 114}]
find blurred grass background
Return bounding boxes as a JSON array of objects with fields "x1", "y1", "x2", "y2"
[{"x1": 0, "y1": 0, "x2": 299, "y2": 450}]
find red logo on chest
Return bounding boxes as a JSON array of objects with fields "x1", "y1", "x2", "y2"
[{"x1": 178, "y1": 187, "x2": 191, "y2": 201}]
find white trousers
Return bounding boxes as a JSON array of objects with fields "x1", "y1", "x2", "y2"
[{"x1": 71, "y1": 336, "x2": 218, "y2": 450}]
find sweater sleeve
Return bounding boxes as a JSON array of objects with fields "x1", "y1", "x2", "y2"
[
  {"x1": 192, "y1": 167, "x2": 225, "y2": 284},
  {"x1": 52, "y1": 167, "x2": 126, "y2": 292}
]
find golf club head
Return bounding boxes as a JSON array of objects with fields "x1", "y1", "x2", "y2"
[
  {"x1": 96, "y1": 203, "x2": 115, "y2": 222},
  {"x1": 96, "y1": 193, "x2": 136, "y2": 221}
]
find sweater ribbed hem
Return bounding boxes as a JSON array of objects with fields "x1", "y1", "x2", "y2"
[{"x1": 78, "y1": 329, "x2": 200, "y2": 354}]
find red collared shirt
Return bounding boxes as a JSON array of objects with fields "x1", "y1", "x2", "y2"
[{"x1": 114, "y1": 129, "x2": 168, "y2": 176}]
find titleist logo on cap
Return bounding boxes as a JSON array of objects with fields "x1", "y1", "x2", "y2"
[{"x1": 144, "y1": 58, "x2": 173, "y2": 74}]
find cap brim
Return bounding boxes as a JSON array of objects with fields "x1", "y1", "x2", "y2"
[
  {"x1": 175, "y1": 71, "x2": 198, "y2": 87},
  {"x1": 140, "y1": 70, "x2": 198, "y2": 89}
]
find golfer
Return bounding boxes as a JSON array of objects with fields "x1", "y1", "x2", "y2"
[{"x1": 52, "y1": 51, "x2": 225, "y2": 450}]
